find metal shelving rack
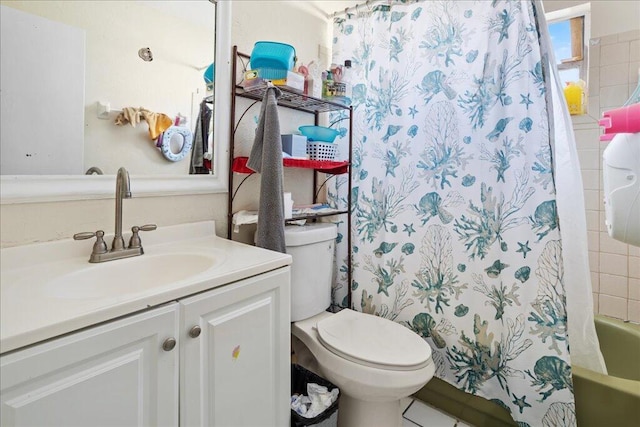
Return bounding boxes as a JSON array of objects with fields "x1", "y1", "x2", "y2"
[{"x1": 227, "y1": 45, "x2": 353, "y2": 310}]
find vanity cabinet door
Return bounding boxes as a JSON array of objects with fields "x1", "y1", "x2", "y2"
[
  {"x1": 0, "y1": 303, "x2": 180, "y2": 427},
  {"x1": 180, "y1": 268, "x2": 291, "y2": 427}
]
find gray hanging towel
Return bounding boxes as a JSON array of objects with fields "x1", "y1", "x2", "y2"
[
  {"x1": 190, "y1": 99, "x2": 212, "y2": 174},
  {"x1": 247, "y1": 86, "x2": 286, "y2": 253}
]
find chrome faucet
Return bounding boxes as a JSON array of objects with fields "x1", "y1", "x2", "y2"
[
  {"x1": 112, "y1": 167, "x2": 132, "y2": 251},
  {"x1": 74, "y1": 167, "x2": 156, "y2": 263}
]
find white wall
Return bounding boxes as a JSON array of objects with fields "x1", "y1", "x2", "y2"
[{"x1": 0, "y1": 194, "x2": 228, "y2": 247}]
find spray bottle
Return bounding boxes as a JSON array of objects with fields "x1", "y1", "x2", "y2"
[{"x1": 600, "y1": 68, "x2": 640, "y2": 246}]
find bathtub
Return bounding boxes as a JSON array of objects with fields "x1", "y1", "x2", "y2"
[{"x1": 413, "y1": 315, "x2": 640, "y2": 426}]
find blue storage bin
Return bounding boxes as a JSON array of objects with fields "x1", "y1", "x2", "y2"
[
  {"x1": 203, "y1": 63, "x2": 215, "y2": 84},
  {"x1": 250, "y1": 41, "x2": 296, "y2": 79}
]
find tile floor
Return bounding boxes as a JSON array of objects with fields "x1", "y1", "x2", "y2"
[{"x1": 401, "y1": 398, "x2": 473, "y2": 427}]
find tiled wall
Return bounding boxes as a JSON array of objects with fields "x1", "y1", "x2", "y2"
[{"x1": 574, "y1": 29, "x2": 640, "y2": 323}]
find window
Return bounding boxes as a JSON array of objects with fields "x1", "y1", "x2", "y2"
[{"x1": 546, "y1": 3, "x2": 590, "y2": 87}]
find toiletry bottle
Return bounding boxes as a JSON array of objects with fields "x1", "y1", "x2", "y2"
[
  {"x1": 332, "y1": 65, "x2": 346, "y2": 99},
  {"x1": 564, "y1": 80, "x2": 585, "y2": 115},
  {"x1": 323, "y1": 70, "x2": 334, "y2": 98},
  {"x1": 342, "y1": 60, "x2": 353, "y2": 105},
  {"x1": 304, "y1": 74, "x2": 314, "y2": 97}
]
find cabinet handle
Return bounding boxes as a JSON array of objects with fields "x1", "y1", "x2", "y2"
[
  {"x1": 189, "y1": 325, "x2": 202, "y2": 338},
  {"x1": 162, "y1": 337, "x2": 177, "y2": 351}
]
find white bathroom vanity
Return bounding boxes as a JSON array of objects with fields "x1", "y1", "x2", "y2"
[{"x1": 0, "y1": 221, "x2": 292, "y2": 426}]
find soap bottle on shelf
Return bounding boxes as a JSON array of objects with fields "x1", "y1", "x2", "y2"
[
  {"x1": 304, "y1": 74, "x2": 314, "y2": 97},
  {"x1": 322, "y1": 70, "x2": 334, "y2": 99}
]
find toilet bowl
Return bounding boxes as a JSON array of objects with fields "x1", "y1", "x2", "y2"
[
  {"x1": 285, "y1": 223, "x2": 435, "y2": 427},
  {"x1": 292, "y1": 309, "x2": 434, "y2": 427}
]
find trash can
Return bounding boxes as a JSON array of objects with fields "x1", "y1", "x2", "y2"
[{"x1": 291, "y1": 364, "x2": 339, "y2": 427}]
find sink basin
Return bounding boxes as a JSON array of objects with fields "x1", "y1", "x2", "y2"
[{"x1": 43, "y1": 253, "x2": 219, "y2": 299}]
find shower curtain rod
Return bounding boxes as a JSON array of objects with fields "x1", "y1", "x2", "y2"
[{"x1": 331, "y1": 0, "x2": 420, "y2": 18}]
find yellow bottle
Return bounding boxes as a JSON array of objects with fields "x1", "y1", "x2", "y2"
[
  {"x1": 322, "y1": 70, "x2": 335, "y2": 98},
  {"x1": 564, "y1": 80, "x2": 586, "y2": 115}
]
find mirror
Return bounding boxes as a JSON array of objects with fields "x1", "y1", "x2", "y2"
[{"x1": 0, "y1": 0, "x2": 232, "y2": 203}]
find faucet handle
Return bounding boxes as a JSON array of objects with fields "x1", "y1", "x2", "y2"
[
  {"x1": 73, "y1": 231, "x2": 98, "y2": 240},
  {"x1": 74, "y1": 230, "x2": 108, "y2": 255},
  {"x1": 128, "y1": 224, "x2": 157, "y2": 249}
]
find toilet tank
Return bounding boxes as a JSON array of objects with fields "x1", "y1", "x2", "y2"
[{"x1": 285, "y1": 223, "x2": 337, "y2": 321}]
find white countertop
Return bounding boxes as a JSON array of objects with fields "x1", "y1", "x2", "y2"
[{"x1": 0, "y1": 221, "x2": 291, "y2": 354}]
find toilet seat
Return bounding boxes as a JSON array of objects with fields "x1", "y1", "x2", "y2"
[{"x1": 315, "y1": 309, "x2": 432, "y2": 371}]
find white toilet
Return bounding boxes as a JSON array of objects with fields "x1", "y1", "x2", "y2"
[{"x1": 286, "y1": 223, "x2": 435, "y2": 427}]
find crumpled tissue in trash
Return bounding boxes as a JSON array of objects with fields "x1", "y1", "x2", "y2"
[{"x1": 291, "y1": 382, "x2": 339, "y2": 418}]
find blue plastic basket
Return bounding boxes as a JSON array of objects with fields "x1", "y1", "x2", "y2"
[
  {"x1": 250, "y1": 41, "x2": 296, "y2": 79},
  {"x1": 298, "y1": 126, "x2": 340, "y2": 143}
]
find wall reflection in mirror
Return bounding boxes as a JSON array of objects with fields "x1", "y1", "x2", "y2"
[{"x1": 0, "y1": 0, "x2": 216, "y2": 176}]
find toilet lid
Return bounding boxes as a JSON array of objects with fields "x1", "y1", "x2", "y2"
[{"x1": 316, "y1": 309, "x2": 432, "y2": 371}]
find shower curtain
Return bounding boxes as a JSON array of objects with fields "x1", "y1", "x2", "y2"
[{"x1": 328, "y1": 1, "x2": 605, "y2": 425}]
